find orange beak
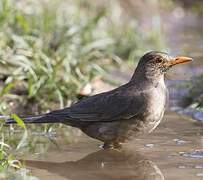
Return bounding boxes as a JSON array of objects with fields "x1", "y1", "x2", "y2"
[{"x1": 169, "y1": 56, "x2": 193, "y2": 66}]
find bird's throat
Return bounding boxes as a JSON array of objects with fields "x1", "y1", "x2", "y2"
[{"x1": 131, "y1": 68, "x2": 165, "y2": 87}]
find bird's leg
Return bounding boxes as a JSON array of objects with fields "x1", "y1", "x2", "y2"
[
  {"x1": 102, "y1": 142, "x2": 114, "y2": 149},
  {"x1": 102, "y1": 142, "x2": 122, "y2": 149},
  {"x1": 113, "y1": 142, "x2": 122, "y2": 149}
]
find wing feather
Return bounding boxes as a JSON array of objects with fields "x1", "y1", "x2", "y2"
[{"x1": 49, "y1": 87, "x2": 146, "y2": 122}]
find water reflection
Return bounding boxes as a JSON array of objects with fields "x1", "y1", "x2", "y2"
[{"x1": 25, "y1": 149, "x2": 164, "y2": 180}]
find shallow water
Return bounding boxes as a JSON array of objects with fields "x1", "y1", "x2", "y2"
[
  {"x1": 19, "y1": 7, "x2": 203, "y2": 180},
  {"x1": 23, "y1": 112, "x2": 203, "y2": 180}
]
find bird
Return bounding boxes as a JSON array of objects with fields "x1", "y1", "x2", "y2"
[{"x1": 5, "y1": 51, "x2": 193, "y2": 149}]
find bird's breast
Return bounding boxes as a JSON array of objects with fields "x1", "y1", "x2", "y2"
[
  {"x1": 140, "y1": 81, "x2": 168, "y2": 133},
  {"x1": 118, "y1": 81, "x2": 168, "y2": 141}
]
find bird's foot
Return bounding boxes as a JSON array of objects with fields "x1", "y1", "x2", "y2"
[
  {"x1": 102, "y1": 143, "x2": 114, "y2": 150},
  {"x1": 113, "y1": 142, "x2": 122, "y2": 149},
  {"x1": 101, "y1": 142, "x2": 122, "y2": 150}
]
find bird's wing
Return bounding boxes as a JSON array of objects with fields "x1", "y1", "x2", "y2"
[{"x1": 49, "y1": 87, "x2": 146, "y2": 122}]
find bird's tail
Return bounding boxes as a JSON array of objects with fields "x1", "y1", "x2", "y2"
[{"x1": 4, "y1": 114, "x2": 62, "y2": 125}]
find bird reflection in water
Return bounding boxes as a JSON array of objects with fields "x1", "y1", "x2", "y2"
[{"x1": 25, "y1": 149, "x2": 164, "y2": 180}]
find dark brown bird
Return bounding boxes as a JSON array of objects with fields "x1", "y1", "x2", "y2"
[{"x1": 5, "y1": 51, "x2": 193, "y2": 149}]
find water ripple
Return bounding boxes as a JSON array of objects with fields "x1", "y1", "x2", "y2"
[{"x1": 180, "y1": 150, "x2": 203, "y2": 158}]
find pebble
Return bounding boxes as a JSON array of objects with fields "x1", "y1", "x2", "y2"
[
  {"x1": 173, "y1": 139, "x2": 186, "y2": 145},
  {"x1": 193, "y1": 111, "x2": 203, "y2": 122},
  {"x1": 145, "y1": 144, "x2": 154, "y2": 148},
  {"x1": 181, "y1": 150, "x2": 203, "y2": 158}
]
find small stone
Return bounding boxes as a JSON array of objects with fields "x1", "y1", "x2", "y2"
[
  {"x1": 174, "y1": 139, "x2": 186, "y2": 145},
  {"x1": 145, "y1": 144, "x2": 154, "y2": 147},
  {"x1": 193, "y1": 111, "x2": 203, "y2": 122},
  {"x1": 181, "y1": 150, "x2": 203, "y2": 158},
  {"x1": 80, "y1": 83, "x2": 93, "y2": 96}
]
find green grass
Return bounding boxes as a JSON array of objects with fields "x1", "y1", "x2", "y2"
[
  {"x1": 0, "y1": 0, "x2": 166, "y2": 113},
  {"x1": 0, "y1": 115, "x2": 37, "y2": 179},
  {"x1": 0, "y1": 0, "x2": 167, "y2": 177}
]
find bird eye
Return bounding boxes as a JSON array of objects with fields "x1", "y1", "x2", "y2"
[{"x1": 155, "y1": 59, "x2": 163, "y2": 63}]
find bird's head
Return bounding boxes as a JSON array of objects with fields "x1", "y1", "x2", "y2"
[{"x1": 133, "y1": 51, "x2": 193, "y2": 80}]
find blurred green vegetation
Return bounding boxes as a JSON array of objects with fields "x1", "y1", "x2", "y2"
[
  {"x1": 0, "y1": 115, "x2": 38, "y2": 179},
  {"x1": 0, "y1": 0, "x2": 168, "y2": 177},
  {"x1": 0, "y1": 0, "x2": 166, "y2": 114},
  {"x1": 185, "y1": 74, "x2": 203, "y2": 109}
]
